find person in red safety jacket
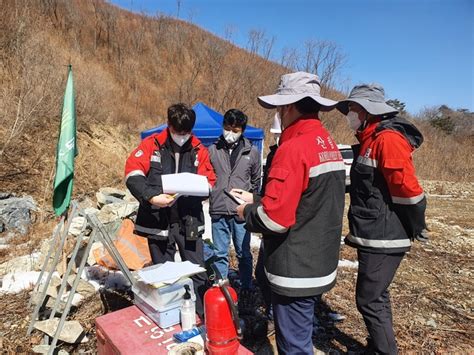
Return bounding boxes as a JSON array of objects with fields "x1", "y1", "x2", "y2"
[
  {"x1": 235, "y1": 72, "x2": 346, "y2": 354},
  {"x1": 124, "y1": 103, "x2": 216, "y2": 316},
  {"x1": 337, "y1": 84, "x2": 428, "y2": 354}
]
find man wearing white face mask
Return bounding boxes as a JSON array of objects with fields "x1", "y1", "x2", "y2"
[
  {"x1": 208, "y1": 109, "x2": 261, "y2": 292},
  {"x1": 125, "y1": 103, "x2": 216, "y2": 317},
  {"x1": 235, "y1": 72, "x2": 346, "y2": 354}
]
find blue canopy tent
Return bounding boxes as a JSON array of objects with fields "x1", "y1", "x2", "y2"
[{"x1": 140, "y1": 102, "x2": 265, "y2": 153}]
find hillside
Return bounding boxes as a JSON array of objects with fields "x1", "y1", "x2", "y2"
[
  {"x1": 1, "y1": 0, "x2": 289, "y2": 208},
  {"x1": 0, "y1": 1, "x2": 473, "y2": 353},
  {"x1": 1, "y1": 0, "x2": 472, "y2": 213}
]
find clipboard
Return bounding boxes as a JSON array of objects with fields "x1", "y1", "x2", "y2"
[{"x1": 224, "y1": 190, "x2": 246, "y2": 205}]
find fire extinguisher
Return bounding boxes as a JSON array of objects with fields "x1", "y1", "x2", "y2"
[{"x1": 204, "y1": 275, "x2": 242, "y2": 354}]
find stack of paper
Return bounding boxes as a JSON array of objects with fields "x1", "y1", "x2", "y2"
[
  {"x1": 137, "y1": 261, "x2": 206, "y2": 285},
  {"x1": 162, "y1": 173, "x2": 209, "y2": 197}
]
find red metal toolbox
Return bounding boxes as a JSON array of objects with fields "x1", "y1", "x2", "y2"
[{"x1": 96, "y1": 305, "x2": 252, "y2": 354}]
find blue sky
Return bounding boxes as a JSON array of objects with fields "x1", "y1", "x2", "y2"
[{"x1": 112, "y1": 0, "x2": 473, "y2": 114}]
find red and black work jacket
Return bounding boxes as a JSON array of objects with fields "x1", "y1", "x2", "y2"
[
  {"x1": 124, "y1": 129, "x2": 216, "y2": 240},
  {"x1": 244, "y1": 117, "x2": 346, "y2": 298},
  {"x1": 346, "y1": 116, "x2": 426, "y2": 254}
]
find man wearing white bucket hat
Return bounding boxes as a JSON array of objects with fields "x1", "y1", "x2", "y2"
[
  {"x1": 233, "y1": 71, "x2": 346, "y2": 353},
  {"x1": 337, "y1": 84, "x2": 428, "y2": 354}
]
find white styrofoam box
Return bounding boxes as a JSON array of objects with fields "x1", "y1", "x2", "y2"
[
  {"x1": 134, "y1": 293, "x2": 182, "y2": 328},
  {"x1": 132, "y1": 277, "x2": 196, "y2": 310}
]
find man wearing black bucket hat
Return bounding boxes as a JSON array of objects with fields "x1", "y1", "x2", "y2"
[
  {"x1": 233, "y1": 71, "x2": 346, "y2": 353},
  {"x1": 337, "y1": 84, "x2": 428, "y2": 354}
]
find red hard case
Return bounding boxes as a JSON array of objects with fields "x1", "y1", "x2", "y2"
[{"x1": 95, "y1": 305, "x2": 252, "y2": 354}]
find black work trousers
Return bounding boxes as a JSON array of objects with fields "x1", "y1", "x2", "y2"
[
  {"x1": 255, "y1": 242, "x2": 272, "y2": 314},
  {"x1": 147, "y1": 223, "x2": 208, "y2": 317},
  {"x1": 356, "y1": 250, "x2": 405, "y2": 355}
]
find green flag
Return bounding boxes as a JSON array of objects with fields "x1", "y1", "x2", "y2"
[{"x1": 53, "y1": 65, "x2": 78, "y2": 216}]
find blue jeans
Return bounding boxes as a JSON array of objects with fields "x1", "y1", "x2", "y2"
[{"x1": 211, "y1": 215, "x2": 253, "y2": 289}]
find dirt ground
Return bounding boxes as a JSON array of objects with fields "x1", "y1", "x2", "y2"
[
  {"x1": 0, "y1": 179, "x2": 472, "y2": 353},
  {"x1": 317, "y1": 179, "x2": 474, "y2": 353}
]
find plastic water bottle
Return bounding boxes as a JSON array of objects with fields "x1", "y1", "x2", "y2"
[{"x1": 180, "y1": 285, "x2": 196, "y2": 331}]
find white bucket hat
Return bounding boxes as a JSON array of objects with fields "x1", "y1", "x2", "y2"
[
  {"x1": 337, "y1": 84, "x2": 398, "y2": 116},
  {"x1": 258, "y1": 71, "x2": 338, "y2": 112}
]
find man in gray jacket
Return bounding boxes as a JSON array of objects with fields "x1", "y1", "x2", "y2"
[{"x1": 209, "y1": 109, "x2": 261, "y2": 290}]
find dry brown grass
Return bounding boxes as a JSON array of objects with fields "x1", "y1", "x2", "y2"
[
  {"x1": 415, "y1": 122, "x2": 473, "y2": 182},
  {"x1": 1, "y1": 0, "x2": 472, "y2": 219},
  {"x1": 310, "y1": 182, "x2": 473, "y2": 352}
]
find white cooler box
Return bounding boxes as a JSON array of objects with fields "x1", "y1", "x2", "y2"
[{"x1": 132, "y1": 277, "x2": 196, "y2": 328}]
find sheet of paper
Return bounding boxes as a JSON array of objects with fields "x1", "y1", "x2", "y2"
[
  {"x1": 137, "y1": 261, "x2": 206, "y2": 285},
  {"x1": 162, "y1": 173, "x2": 209, "y2": 197},
  {"x1": 224, "y1": 190, "x2": 246, "y2": 205}
]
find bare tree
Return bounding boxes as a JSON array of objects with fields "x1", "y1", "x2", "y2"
[
  {"x1": 246, "y1": 29, "x2": 275, "y2": 60},
  {"x1": 176, "y1": 0, "x2": 182, "y2": 18},
  {"x1": 223, "y1": 25, "x2": 237, "y2": 44},
  {"x1": 280, "y1": 47, "x2": 299, "y2": 70},
  {"x1": 279, "y1": 39, "x2": 347, "y2": 95},
  {"x1": 0, "y1": 2, "x2": 62, "y2": 157}
]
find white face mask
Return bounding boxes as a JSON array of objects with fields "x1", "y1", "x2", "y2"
[
  {"x1": 275, "y1": 111, "x2": 285, "y2": 131},
  {"x1": 271, "y1": 112, "x2": 282, "y2": 133},
  {"x1": 170, "y1": 132, "x2": 191, "y2": 146},
  {"x1": 346, "y1": 111, "x2": 362, "y2": 131},
  {"x1": 223, "y1": 130, "x2": 241, "y2": 144}
]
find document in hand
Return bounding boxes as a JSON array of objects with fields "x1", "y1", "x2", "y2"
[
  {"x1": 224, "y1": 190, "x2": 246, "y2": 205},
  {"x1": 137, "y1": 261, "x2": 206, "y2": 285},
  {"x1": 162, "y1": 173, "x2": 209, "y2": 197}
]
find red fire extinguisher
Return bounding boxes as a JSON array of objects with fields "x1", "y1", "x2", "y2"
[{"x1": 204, "y1": 278, "x2": 242, "y2": 354}]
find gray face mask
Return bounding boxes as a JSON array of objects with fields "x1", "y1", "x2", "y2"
[
  {"x1": 170, "y1": 132, "x2": 191, "y2": 146},
  {"x1": 346, "y1": 111, "x2": 361, "y2": 131},
  {"x1": 223, "y1": 130, "x2": 241, "y2": 144}
]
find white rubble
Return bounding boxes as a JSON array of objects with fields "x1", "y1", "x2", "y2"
[
  {"x1": 87, "y1": 241, "x2": 102, "y2": 266},
  {"x1": 34, "y1": 318, "x2": 87, "y2": 344},
  {"x1": 82, "y1": 266, "x2": 131, "y2": 290},
  {"x1": 67, "y1": 274, "x2": 96, "y2": 298},
  {"x1": 338, "y1": 259, "x2": 359, "y2": 269},
  {"x1": 68, "y1": 216, "x2": 87, "y2": 236},
  {"x1": 32, "y1": 345, "x2": 69, "y2": 354},
  {"x1": 0, "y1": 253, "x2": 40, "y2": 275},
  {"x1": 96, "y1": 187, "x2": 127, "y2": 207},
  {"x1": 0, "y1": 271, "x2": 40, "y2": 293},
  {"x1": 96, "y1": 202, "x2": 139, "y2": 224}
]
